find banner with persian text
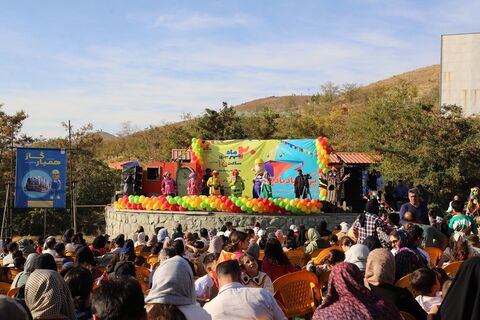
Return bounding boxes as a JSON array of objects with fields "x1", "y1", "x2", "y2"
[
  {"x1": 15, "y1": 148, "x2": 67, "y2": 208},
  {"x1": 205, "y1": 139, "x2": 319, "y2": 199}
]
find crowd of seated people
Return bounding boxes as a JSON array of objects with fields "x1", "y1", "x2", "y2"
[{"x1": 1, "y1": 194, "x2": 480, "y2": 319}]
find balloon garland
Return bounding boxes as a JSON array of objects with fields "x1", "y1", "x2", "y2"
[
  {"x1": 114, "y1": 195, "x2": 323, "y2": 215},
  {"x1": 316, "y1": 136, "x2": 333, "y2": 200},
  {"x1": 191, "y1": 138, "x2": 206, "y2": 174}
]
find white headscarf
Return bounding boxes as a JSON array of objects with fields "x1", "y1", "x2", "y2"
[
  {"x1": 135, "y1": 232, "x2": 147, "y2": 246},
  {"x1": 345, "y1": 244, "x2": 370, "y2": 272},
  {"x1": 145, "y1": 256, "x2": 195, "y2": 305}
]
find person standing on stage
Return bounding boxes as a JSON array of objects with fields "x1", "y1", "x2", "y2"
[
  {"x1": 201, "y1": 168, "x2": 212, "y2": 196},
  {"x1": 161, "y1": 172, "x2": 176, "y2": 196},
  {"x1": 187, "y1": 172, "x2": 200, "y2": 196},
  {"x1": 260, "y1": 171, "x2": 273, "y2": 198},
  {"x1": 229, "y1": 169, "x2": 245, "y2": 197},
  {"x1": 294, "y1": 169, "x2": 309, "y2": 199},
  {"x1": 207, "y1": 170, "x2": 222, "y2": 196}
]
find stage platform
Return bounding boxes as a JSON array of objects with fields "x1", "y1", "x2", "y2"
[{"x1": 105, "y1": 205, "x2": 359, "y2": 238}]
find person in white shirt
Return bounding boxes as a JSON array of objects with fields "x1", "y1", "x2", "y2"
[
  {"x1": 42, "y1": 236, "x2": 58, "y2": 257},
  {"x1": 409, "y1": 268, "x2": 443, "y2": 313},
  {"x1": 203, "y1": 260, "x2": 286, "y2": 320},
  {"x1": 195, "y1": 253, "x2": 218, "y2": 301}
]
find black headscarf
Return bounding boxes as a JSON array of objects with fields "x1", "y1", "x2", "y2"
[{"x1": 437, "y1": 257, "x2": 480, "y2": 320}]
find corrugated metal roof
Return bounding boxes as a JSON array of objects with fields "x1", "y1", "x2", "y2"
[{"x1": 329, "y1": 152, "x2": 377, "y2": 164}]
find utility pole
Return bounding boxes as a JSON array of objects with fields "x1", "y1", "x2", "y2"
[{"x1": 68, "y1": 120, "x2": 77, "y2": 233}]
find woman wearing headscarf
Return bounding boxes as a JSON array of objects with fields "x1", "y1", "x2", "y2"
[
  {"x1": 145, "y1": 255, "x2": 211, "y2": 320},
  {"x1": 25, "y1": 269, "x2": 76, "y2": 320},
  {"x1": 312, "y1": 262, "x2": 402, "y2": 320},
  {"x1": 365, "y1": 249, "x2": 427, "y2": 320},
  {"x1": 0, "y1": 296, "x2": 30, "y2": 319},
  {"x1": 135, "y1": 232, "x2": 147, "y2": 247},
  {"x1": 207, "y1": 228, "x2": 223, "y2": 257},
  {"x1": 435, "y1": 256, "x2": 480, "y2": 319},
  {"x1": 157, "y1": 228, "x2": 169, "y2": 243},
  {"x1": 344, "y1": 244, "x2": 370, "y2": 274},
  {"x1": 394, "y1": 226, "x2": 427, "y2": 281},
  {"x1": 305, "y1": 228, "x2": 329, "y2": 255},
  {"x1": 11, "y1": 253, "x2": 38, "y2": 289}
]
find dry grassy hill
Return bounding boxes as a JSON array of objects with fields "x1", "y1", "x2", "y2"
[{"x1": 234, "y1": 64, "x2": 440, "y2": 112}]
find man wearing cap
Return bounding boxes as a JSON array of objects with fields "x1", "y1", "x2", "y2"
[{"x1": 229, "y1": 169, "x2": 245, "y2": 197}]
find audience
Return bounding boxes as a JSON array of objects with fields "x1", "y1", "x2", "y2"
[
  {"x1": 238, "y1": 253, "x2": 274, "y2": 293},
  {"x1": 0, "y1": 295, "x2": 30, "y2": 319},
  {"x1": 261, "y1": 238, "x2": 296, "y2": 282},
  {"x1": 64, "y1": 266, "x2": 94, "y2": 320},
  {"x1": 145, "y1": 256, "x2": 210, "y2": 320},
  {"x1": 203, "y1": 260, "x2": 285, "y2": 319},
  {"x1": 312, "y1": 262, "x2": 402, "y2": 320},
  {"x1": 409, "y1": 268, "x2": 443, "y2": 313}
]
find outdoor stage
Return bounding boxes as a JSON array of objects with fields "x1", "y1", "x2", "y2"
[{"x1": 104, "y1": 205, "x2": 359, "y2": 238}]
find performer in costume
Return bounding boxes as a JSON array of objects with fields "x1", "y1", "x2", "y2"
[
  {"x1": 187, "y1": 172, "x2": 200, "y2": 196},
  {"x1": 260, "y1": 171, "x2": 273, "y2": 198},
  {"x1": 294, "y1": 169, "x2": 309, "y2": 199},
  {"x1": 207, "y1": 170, "x2": 222, "y2": 196},
  {"x1": 324, "y1": 168, "x2": 350, "y2": 206},
  {"x1": 467, "y1": 187, "x2": 480, "y2": 216},
  {"x1": 252, "y1": 159, "x2": 265, "y2": 198},
  {"x1": 161, "y1": 172, "x2": 176, "y2": 196},
  {"x1": 229, "y1": 169, "x2": 245, "y2": 197}
]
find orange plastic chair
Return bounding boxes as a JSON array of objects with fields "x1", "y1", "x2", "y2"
[
  {"x1": 217, "y1": 250, "x2": 236, "y2": 264},
  {"x1": 443, "y1": 261, "x2": 463, "y2": 277},
  {"x1": 152, "y1": 261, "x2": 160, "y2": 270},
  {"x1": 424, "y1": 247, "x2": 443, "y2": 267},
  {"x1": 309, "y1": 249, "x2": 323, "y2": 260},
  {"x1": 258, "y1": 250, "x2": 265, "y2": 261},
  {"x1": 273, "y1": 270, "x2": 321, "y2": 318},
  {"x1": 7, "y1": 268, "x2": 21, "y2": 282},
  {"x1": 147, "y1": 255, "x2": 159, "y2": 266},
  {"x1": 7, "y1": 287, "x2": 19, "y2": 298},
  {"x1": 0, "y1": 282, "x2": 11, "y2": 295},
  {"x1": 135, "y1": 245, "x2": 145, "y2": 256},
  {"x1": 65, "y1": 252, "x2": 76, "y2": 258},
  {"x1": 136, "y1": 266, "x2": 151, "y2": 292},
  {"x1": 286, "y1": 249, "x2": 308, "y2": 268},
  {"x1": 311, "y1": 246, "x2": 342, "y2": 265},
  {"x1": 394, "y1": 274, "x2": 415, "y2": 296}
]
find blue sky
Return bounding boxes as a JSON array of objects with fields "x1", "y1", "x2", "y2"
[{"x1": 1, "y1": 0, "x2": 479, "y2": 138}]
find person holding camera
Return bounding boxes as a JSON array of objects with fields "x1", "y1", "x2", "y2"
[{"x1": 294, "y1": 169, "x2": 310, "y2": 199}]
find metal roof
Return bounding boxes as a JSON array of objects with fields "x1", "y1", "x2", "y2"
[{"x1": 329, "y1": 152, "x2": 377, "y2": 165}]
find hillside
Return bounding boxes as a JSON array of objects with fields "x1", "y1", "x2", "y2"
[{"x1": 234, "y1": 64, "x2": 440, "y2": 112}]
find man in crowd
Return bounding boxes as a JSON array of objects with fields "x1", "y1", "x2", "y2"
[
  {"x1": 399, "y1": 188, "x2": 429, "y2": 225},
  {"x1": 294, "y1": 169, "x2": 309, "y2": 199},
  {"x1": 403, "y1": 211, "x2": 448, "y2": 250},
  {"x1": 203, "y1": 260, "x2": 286, "y2": 319}
]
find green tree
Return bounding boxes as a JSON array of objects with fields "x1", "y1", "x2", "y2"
[
  {"x1": 197, "y1": 102, "x2": 246, "y2": 140},
  {"x1": 242, "y1": 108, "x2": 280, "y2": 139},
  {"x1": 346, "y1": 82, "x2": 480, "y2": 207}
]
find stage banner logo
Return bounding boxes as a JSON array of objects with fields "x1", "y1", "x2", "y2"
[{"x1": 15, "y1": 148, "x2": 67, "y2": 209}]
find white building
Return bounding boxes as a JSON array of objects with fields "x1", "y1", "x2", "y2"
[{"x1": 441, "y1": 33, "x2": 480, "y2": 115}]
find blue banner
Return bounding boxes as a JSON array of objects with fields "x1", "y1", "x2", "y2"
[{"x1": 15, "y1": 148, "x2": 67, "y2": 209}]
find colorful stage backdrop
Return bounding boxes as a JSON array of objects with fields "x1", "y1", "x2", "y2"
[
  {"x1": 205, "y1": 139, "x2": 319, "y2": 199},
  {"x1": 15, "y1": 148, "x2": 67, "y2": 209}
]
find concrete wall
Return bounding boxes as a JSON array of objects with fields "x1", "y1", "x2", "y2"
[
  {"x1": 104, "y1": 205, "x2": 358, "y2": 239},
  {"x1": 441, "y1": 33, "x2": 480, "y2": 115}
]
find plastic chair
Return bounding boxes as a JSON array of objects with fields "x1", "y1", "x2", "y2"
[
  {"x1": 147, "y1": 255, "x2": 159, "y2": 266},
  {"x1": 65, "y1": 252, "x2": 76, "y2": 258},
  {"x1": 286, "y1": 249, "x2": 307, "y2": 268},
  {"x1": 273, "y1": 270, "x2": 321, "y2": 318},
  {"x1": 7, "y1": 287, "x2": 19, "y2": 298},
  {"x1": 311, "y1": 246, "x2": 343, "y2": 265},
  {"x1": 136, "y1": 266, "x2": 151, "y2": 292},
  {"x1": 309, "y1": 249, "x2": 323, "y2": 260},
  {"x1": 7, "y1": 268, "x2": 21, "y2": 282},
  {"x1": 258, "y1": 250, "x2": 265, "y2": 261},
  {"x1": 217, "y1": 250, "x2": 236, "y2": 264},
  {"x1": 135, "y1": 245, "x2": 145, "y2": 256},
  {"x1": 424, "y1": 247, "x2": 443, "y2": 267},
  {"x1": 0, "y1": 282, "x2": 11, "y2": 295},
  {"x1": 394, "y1": 274, "x2": 415, "y2": 296},
  {"x1": 443, "y1": 261, "x2": 463, "y2": 277},
  {"x1": 400, "y1": 311, "x2": 416, "y2": 320}
]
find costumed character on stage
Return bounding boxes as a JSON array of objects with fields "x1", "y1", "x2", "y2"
[
  {"x1": 323, "y1": 168, "x2": 350, "y2": 206},
  {"x1": 229, "y1": 169, "x2": 245, "y2": 197},
  {"x1": 467, "y1": 187, "x2": 480, "y2": 216},
  {"x1": 187, "y1": 172, "x2": 200, "y2": 196},
  {"x1": 201, "y1": 168, "x2": 212, "y2": 196},
  {"x1": 161, "y1": 172, "x2": 176, "y2": 196},
  {"x1": 294, "y1": 169, "x2": 310, "y2": 199},
  {"x1": 260, "y1": 171, "x2": 273, "y2": 198},
  {"x1": 207, "y1": 170, "x2": 222, "y2": 196},
  {"x1": 252, "y1": 159, "x2": 265, "y2": 198}
]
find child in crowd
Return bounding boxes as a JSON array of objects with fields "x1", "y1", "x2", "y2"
[
  {"x1": 306, "y1": 249, "x2": 345, "y2": 278},
  {"x1": 409, "y1": 268, "x2": 443, "y2": 313},
  {"x1": 195, "y1": 253, "x2": 218, "y2": 301},
  {"x1": 239, "y1": 253, "x2": 274, "y2": 293}
]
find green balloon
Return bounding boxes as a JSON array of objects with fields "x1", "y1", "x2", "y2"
[
  {"x1": 241, "y1": 205, "x2": 247, "y2": 211},
  {"x1": 285, "y1": 204, "x2": 291, "y2": 211}
]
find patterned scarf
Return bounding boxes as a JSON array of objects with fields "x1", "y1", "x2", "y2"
[{"x1": 313, "y1": 262, "x2": 402, "y2": 320}]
